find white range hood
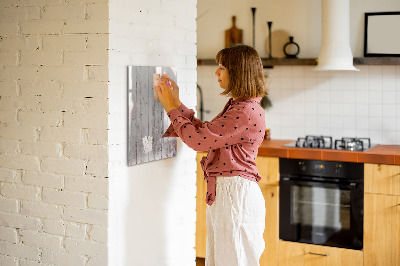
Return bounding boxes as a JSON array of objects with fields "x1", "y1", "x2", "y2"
[{"x1": 314, "y1": 0, "x2": 359, "y2": 71}]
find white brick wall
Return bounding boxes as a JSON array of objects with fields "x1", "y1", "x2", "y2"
[
  {"x1": 108, "y1": 0, "x2": 197, "y2": 265},
  {"x1": 1, "y1": 0, "x2": 198, "y2": 265},
  {"x1": 0, "y1": 1, "x2": 109, "y2": 265}
]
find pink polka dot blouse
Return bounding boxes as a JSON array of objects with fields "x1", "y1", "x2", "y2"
[{"x1": 163, "y1": 97, "x2": 266, "y2": 206}]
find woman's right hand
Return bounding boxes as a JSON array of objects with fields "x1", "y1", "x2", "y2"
[{"x1": 162, "y1": 75, "x2": 181, "y2": 109}]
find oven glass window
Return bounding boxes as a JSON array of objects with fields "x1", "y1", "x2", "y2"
[{"x1": 291, "y1": 185, "x2": 350, "y2": 230}]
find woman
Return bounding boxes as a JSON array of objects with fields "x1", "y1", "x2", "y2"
[{"x1": 156, "y1": 45, "x2": 267, "y2": 266}]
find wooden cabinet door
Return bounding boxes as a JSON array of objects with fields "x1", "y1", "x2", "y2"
[
  {"x1": 259, "y1": 185, "x2": 279, "y2": 266},
  {"x1": 365, "y1": 164, "x2": 400, "y2": 196},
  {"x1": 196, "y1": 152, "x2": 208, "y2": 258},
  {"x1": 278, "y1": 241, "x2": 363, "y2": 266},
  {"x1": 256, "y1": 156, "x2": 279, "y2": 186},
  {"x1": 364, "y1": 193, "x2": 400, "y2": 266}
]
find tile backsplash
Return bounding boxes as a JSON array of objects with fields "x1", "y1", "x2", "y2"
[{"x1": 197, "y1": 65, "x2": 400, "y2": 145}]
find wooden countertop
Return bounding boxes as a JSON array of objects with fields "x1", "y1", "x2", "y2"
[{"x1": 258, "y1": 139, "x2": 400, "y2": 165}]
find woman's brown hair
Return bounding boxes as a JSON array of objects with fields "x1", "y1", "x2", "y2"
[{"x1": 215, "y1": 45, "x2": 267, "y2": 99}]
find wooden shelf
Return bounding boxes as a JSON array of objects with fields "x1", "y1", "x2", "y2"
[
  {"x1": 197, "y1": 57, "x2": 400, "y2": 68},
  {"x1": 353, "y1": 57, "x2": 400, "y2": 65}
]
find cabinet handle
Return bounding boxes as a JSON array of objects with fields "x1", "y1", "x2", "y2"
[{"x1": 309, "y1": 252, "x2": 329, "y2": 257}]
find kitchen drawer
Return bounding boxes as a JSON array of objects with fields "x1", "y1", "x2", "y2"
[
  {"x1": 256, "y1": 156, "x2": 279, "y2": 186},
  {"x1": 365, "y1": 163, "x2": 400, "y2": 196},
  {"x1": 278, "y1": 241, "x2": 363, "y2": 266}
]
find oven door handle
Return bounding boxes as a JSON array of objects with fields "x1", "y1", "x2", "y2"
[{"x1": 281, "y1": 177, "x2": 357, "y2": 188}]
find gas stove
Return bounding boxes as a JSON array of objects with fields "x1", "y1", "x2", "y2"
[{"x1": 284, "y1": 135, "x2": 374, "y2": 151}]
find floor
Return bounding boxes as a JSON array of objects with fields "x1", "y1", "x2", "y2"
[{"x1": 196, "y1": 257, "x2": 205, "y2": 266}]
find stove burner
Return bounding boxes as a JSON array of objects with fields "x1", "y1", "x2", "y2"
[
  {"x1": 290, "y1": 136, "x2": 372, "y2": 151},
  {"x1": 334, "y1": 137, "x2": 371, "y2": 151},
  {"x1": 295, "y1": 135, "x2": 333, "y2": 149}
]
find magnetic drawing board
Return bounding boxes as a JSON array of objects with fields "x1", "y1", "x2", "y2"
[{"x1": 128, "y1": 66, "x2": 177, "y2": 166}]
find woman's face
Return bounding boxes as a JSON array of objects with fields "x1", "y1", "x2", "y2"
[{"x1": 215, "y1": 64, "x2": 229, "y2": 89}]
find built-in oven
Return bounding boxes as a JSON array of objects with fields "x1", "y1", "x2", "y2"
[{"x1": 279, "y1": 158, "x2": 364, "y2": 250}]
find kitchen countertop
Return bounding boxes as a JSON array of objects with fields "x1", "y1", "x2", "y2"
[{"x1": 258, "y1": 139, "x2": 400, "y2": 165}]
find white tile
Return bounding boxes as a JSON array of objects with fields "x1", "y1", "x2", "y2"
[
  {"x1": 368, "y1": 104, "x2": 383, "y2": 118},
  {"x1": 342, "y1": 90, "x2": 355, "y2": 104},
  {"x1": 355, "y1": 90, "x2": 368, "y2": 104},
  {"x1": 317, "y1": 89, "x2": 330, "y2": 103},
  {"x1": 317, "y1": 127, "x2": 330, "y2": 136},
  {"x1": 355, "y1": 117, "x2": 369, "y2": 130},
  {"x1": 292, "y1": 77, "x2": 305, "y2": 90},
  {"x1": 317, "y1": 77, "x2": 330, "y2": 90},
  {"x1": 342, "y1": 103, "x2": 355, "y2": 116},
  {"x1": 382, "y1": 104, "x2": 396, "y2": 118},
  {"x1": 342, "y1": 116, "x2": 356, "y2": 129},
  {"x1": 305, "y1": 77, "x2": 317, "y2": 88},
  {"x1": 329, "y1": 75, "x2": 343, "y2": 90},
  {"x1": 280, "y1": 114, "x2": 293, "y2": 127},
  {"x1": 293, "y1": 114, "x2": 305, "y2": 127},
  {"x1": 382, "y1": 91, "x2": 396, "y2": 104},
  {"x1": 368, "y1": 77, "x2": 383, "y2": 91},
  {"x1": 382, "y1": 117, "x2": 397, "y2": 131},
  {"x1": 397, "y1": 131, "x2": 400, "y2": 145},
  {"x1": 369, "y1": 90, "x2": 382, "y2": 104},
  {"x1": 304, "y1": 88, "x2": 318, "y2": 103},
  {"x1": 330, "y1": 116, "x2": 342, "y2": 128},
  {"x1": 330, "y1": 103, "x2": 342, "y2": 116},
  {"x1": 293, "y1": 92, "x2": 305, "y2": 103},
  {"x1": 293, "y1": 127, "x2": 306, "y2": 137},
  {"x1": 292, "y1": 102, "x2": 305, "y2": 114},
  {"x1": 305, "y1": 115, "x2": 317, "y2": 129},
  {"x1": 292, "y1": 67, "x2": 306, "y2": 77},
  {"x1": 317, "y1": 116, "x2": 330, "y2": 128},
  {"x1": 396, "y1": 65, "x2": 400, "y2": 79},
  {"x1": 330, "y1": 89, "x2": 343, "y2": 103},
  {"x1": 331, "y1": 128, "x2": 343, "y2": 138},
  {"x1": 382, "y1": 77, "x2": 396, "y2": 91},
  {"x1": 304, "y1": 102, "x2": 318, "y2": 116},
  {"x1": 355, "y1": 104, "x2": 369, "y2": 117},
  {"x1": 382, "y1": 66, "x2": 396, "y2": 77},
  {"x1": 369, "y1": 130, "x2": 383, "y2": 144},
  {"x1": 382, "y1": 131, "x2": 397, "y2": 144},
  {"x1": 280, "y1": 77, "x2": 292, "y2": 89},
  {"x1": 355, "y1": 129, "x2": 369, "y2": 139},
  {"x1": 369, "y1": 117, "x2": 383, "y2": 130},
  {"x1": 355, "y1": 68, "x2": 369, "y2": 91},
  {"x1": 279, "y1": 66, "x2": 293, "y2": 77},
  {"x1": 342, "y1": 128, "x2": 356, "y2": 137},
  {"x1": 280, "y1": 126, "x2": 294, "y2": 138},
  {"x1": 317, "y1": 102, "x2": 330, "y2": 115}
]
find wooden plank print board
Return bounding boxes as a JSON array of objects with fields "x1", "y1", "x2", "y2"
[{"x1": 128, "y1": 66, "x2": 177, "y2": 166}]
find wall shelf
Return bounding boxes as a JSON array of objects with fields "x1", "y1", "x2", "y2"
[{"x1": 197, "y1": 57, "x2": 400, "y2": 68}]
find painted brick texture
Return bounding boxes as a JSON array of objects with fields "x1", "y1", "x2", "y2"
[
  {"x1": 0, "y1": 1, "x2": 109, "y2": 265},
  {"x1": 108, "y1": 0, "x2": 198, "y2": 265}
]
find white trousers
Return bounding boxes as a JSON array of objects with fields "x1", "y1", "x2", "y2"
[{"x1": 205, "y1": 176, "x2": 266, "y2": 266}]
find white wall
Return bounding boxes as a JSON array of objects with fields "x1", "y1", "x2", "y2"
[
  {"x1": 198, "y1": 0, "x2": 400, "y2": 58},
  {"x1": 108, "y1": 0, "x2": 198, "y2": 265},
  {"x1": 0, "y1": 1, "x2": 109, "y2": 265},
  {"x1": 265, "y1": 65, "x2": 400, "y2": 144},
  {"x1": 197, "y1": 0, "x2": 400, "y2": 145}
]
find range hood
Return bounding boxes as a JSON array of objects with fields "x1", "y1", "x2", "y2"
[{"x1": 314, "y1": 0, "x2": 359, "y2": 71}]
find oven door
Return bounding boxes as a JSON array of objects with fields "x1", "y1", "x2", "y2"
[{"x1": 279, "y1": 177, "x2": 363, "y2": 250}]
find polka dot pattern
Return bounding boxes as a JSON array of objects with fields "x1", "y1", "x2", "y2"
[{"x1": 164, "y1": 98, "x2": 266, "y2": 206}]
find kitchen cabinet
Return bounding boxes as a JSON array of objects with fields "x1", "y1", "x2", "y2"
[
  {"x1": 196, "y1": 152, "x2": 208, "y2": 258},
  {"x1": 278, "y1": 241, "x2": 363, "y2": 266},
  {"x1": 364, "y1": 163, "x2": 400, "y2": 266},
  {"x1": 259, "y1": 184, "x2": 279, "y2": 266},
  {"x1": 364, "y1": 163, "x2": 400, "y2": 196},
  {"x1": 195, "y1": 154, "x2": 280, "y2": 265}
]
